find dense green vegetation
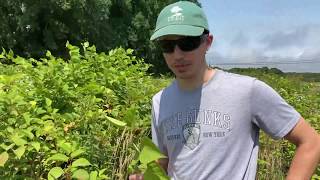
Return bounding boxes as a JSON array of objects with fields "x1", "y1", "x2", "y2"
[
  {"x1": 0, "y1": 0, "x2": 197, "y2": 74},
  {"x1": 1, "y1": 0, "x2": 319, "y2": 179},
  {"x1": 0, "y1": 44, "x2": 319, "y2": 179},
  {"x1": 0, "y1": 43, "x2": 168, "y2": 179},
  {"x1": 286, "y1": 72, "x2": 320, "y2": 82}
]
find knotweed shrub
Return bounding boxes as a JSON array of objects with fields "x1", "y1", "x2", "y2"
[{"x1": 0, "y1": 42, "x2": 162, "y2": 179}]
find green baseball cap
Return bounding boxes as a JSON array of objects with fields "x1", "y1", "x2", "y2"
[{"x1": 150, "y1": 1, "x2": 209, "y2": 41}]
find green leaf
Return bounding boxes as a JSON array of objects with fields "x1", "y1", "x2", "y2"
[
  {"x1": 29, "y1": 101, "x2": 37, "y2": 108},
  {"x1": 10, "y1": 135, "x2": 27, "y2": 146},
  {"x1": 71, "y1": 149, "x2": 85, "y2": 158},
  {"x1": 71, "y1": 158, "x2": 91, "y2": 168},
  {"x1": 139, "y1": 137, "x2": 166, "y2": 164},
  {"x1": 36, "y1": 108, "x2": 47, "y2": 115},
  {"x1": 48, "y1": 167, "x2": 64, "y2": 180},
  {"x1": 46, "y1": 51, "x2": 52, "y2": 57},
  {"x1": 45, "y1": 98, "x2": 52, "y2": 107},
  {"x1": 83, "y1": 42, "x2": 89, "y2": 48},
  {"x1": 98, "y1": 168, "x2": 107, "y2": 176},
  {"x1": 0, "y1": 152, "x2": 9, "y2": 167},
  {"x1": 106, "y1": 116, "x2": 127, "y2": 127},
  {"x1": 6, "y1": 127, "x2": 14, "y2": 133},
  {"x1": 72, "y1": 169, "x2": 89, "y2": 180},
  {"x1": 0, "y1": 143, "x2": 15, "y2": 151},
  {"x1": 13, "y1": 146, "x2": 26, "y2": 159},
  {"x1": 58, "y1": 141, "x2": 72, "y2": 155},
  {"x1": 47, "y1": 153, "x2": 69, "y2": 163},
  {"x1": 144, "y1": 161, "x2": 170, "y2": 180},
  {"x1": 22, "y1": 129, "x2": 34, "y2": 139},
  {"x1": 89, "y1": 171, "x2": 98, "y2": 180},
  {"x1": 126, "y1": 49, "x2": 134, "y2": 54},
  {"x1": 30, "y1": 142, "x2": 40, "y2": 152}
]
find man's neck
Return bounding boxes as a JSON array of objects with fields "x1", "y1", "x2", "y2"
[{"x1": 177, "y1": 67, "x2": 215, "y2": 91}]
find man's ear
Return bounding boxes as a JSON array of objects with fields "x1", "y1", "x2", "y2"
[{"x1": 206, "y1": 34, "x2": 214, "y2": 51}]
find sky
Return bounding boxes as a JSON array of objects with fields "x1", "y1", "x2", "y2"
[{"x1": 198, "y1": 0, "x2": 320, "y2": 72}]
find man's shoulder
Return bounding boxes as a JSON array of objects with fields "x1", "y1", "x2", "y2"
[
  {"x1": 216, "y1": 70, "x2": 257, "y2": 88},
  {"x1": 218, "y1": 70, "x2": 256, "y2": 81}
]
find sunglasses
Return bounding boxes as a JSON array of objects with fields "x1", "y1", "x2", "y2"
[{"x1": 158, "y1": 34, "x2": 207, "y2": 53}]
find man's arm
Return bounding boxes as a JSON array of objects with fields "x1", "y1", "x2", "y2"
[{"x1": 285, "y1": 117, "x2": 320, "y2": 180}]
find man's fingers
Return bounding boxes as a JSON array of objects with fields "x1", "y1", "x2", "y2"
[{"x1": 129, "y1": 174, "x2": 143, "y2": 180}]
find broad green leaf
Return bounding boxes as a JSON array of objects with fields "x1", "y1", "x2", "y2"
[
  {"x1": 36, "y1": 108, "x2": 47, "y2": 115},
  {"x1": 71, "y1": 149, "x2": 85, "y2": 158},
  {"x1": 0, "y1": 143, "x2": 15, "y2": 151},
  {"x1": 126, "y1": 49, "x2": 134, "y2": 54},
  {"x1": 72, "y1": 169, "x2": 89, "y2": 180},
  {"x1": 13, "y1": 146, "x2": 26, "y2": 159},
  {"x1": 83, "y1": 42, "x2": 89, "y2": 48},
  {"x1": 48, "y1": 167, "x2": 64, "y2": 180},
  {"x1": 10, "y1": 135, "x2": 27, "y2": 146},
  {"x1": 89, "y1": 171, "x2": 98, "y2": 180},
  {"x1": 0, "y1": 152, "x2": 9, "y2": 167},
  {"x1": 139, "y1": 137, "x2": 166, "y2": 164},
  {"x1": 144, "y1": 161, "x2": 170, "y2": 180},
  {"x1": 71, "y1": 158, "x2": 91, "y2": 167},
  {"x1": 29, "y1": 101, "x2": 37, "y2": 108},
  {"x1": 98, "y1": 168, "x2": 107, "y2": 176},
  {"x1": 45, "y1": 98, "x2": 52, "y2": 107},
  {"x1": 128, "y1": 159, "x2": 140, "y2": 174},
  {"x1": 106, "y1": 116, "x2": 126, "y2": 127},
  {"x1": 22, "y1": 129, "x2": 34, "y2": 139},
  {"x1": 46, "y1": 51, "x2": 52, "y2": 57},
  {"x1": 47, "y1": 153, "x2": 69, "y2": 162},
  {"x1": 30, "y1": 142, "x2": 40, "y2": 152},
  {"x1": 58, "y1": 141, "x2": 72, "y2": 155},
  {"x1": 6, "y1": 127, "x2": 14, "y2": 133}
]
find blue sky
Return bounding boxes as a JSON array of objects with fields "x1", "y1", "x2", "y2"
[{"x1": 198, "y1": 0, "x2": 320, "y2": 72}]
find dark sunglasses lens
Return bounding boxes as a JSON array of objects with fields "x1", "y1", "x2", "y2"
[
  {"x1": 158, "y1": 35, "x2": 205, "y2": 53},
  {"x1": 178, "y1": 36, "x2": 202, "y2": 51},
  {"x1": 159, "y1": 41, "x2": 175, "y2": 53}
]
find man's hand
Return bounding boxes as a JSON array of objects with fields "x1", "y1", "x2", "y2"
[
  {"x1": 128, "y1": 174, "x2": 143, "y2": 180},
  {"x1": 156, "y1": 158, "x2": 169, "y2": 173}
]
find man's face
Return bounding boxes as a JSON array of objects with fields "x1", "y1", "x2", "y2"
[{"x1": 159, "y1": 34, "x2": 213, "y2": 80}]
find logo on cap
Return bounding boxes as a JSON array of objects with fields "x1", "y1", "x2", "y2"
[{"x1": 168, "y1": 6, "x2": 184, "y2": 22}]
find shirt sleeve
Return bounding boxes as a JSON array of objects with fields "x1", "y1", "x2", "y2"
[
  {"x1": 250, "y1": 79, "x2": 301, "y2": 139},
  {"x1": 151, "y1": 101, "x2": 168, "y2": 155}
]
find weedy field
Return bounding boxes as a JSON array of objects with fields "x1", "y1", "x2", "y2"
[{"x1": 0, "y1": 44, "x2": 319, "y2": 179}]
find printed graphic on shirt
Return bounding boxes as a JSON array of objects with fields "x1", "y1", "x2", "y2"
[
  {"x1": 182, "y1": 123, "x2": 200, "y2": 150},
  {"x1": 160, "y1": 108, "x2": 231, "y2": 150}
]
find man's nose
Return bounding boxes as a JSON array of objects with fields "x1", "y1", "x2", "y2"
[{"x1": 172, "y1": 45, "x2": 184, "y2": 59}]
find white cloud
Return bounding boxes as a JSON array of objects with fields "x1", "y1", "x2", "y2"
[{"x1": 207, "y1": 24, "x2": 320, "y2": 72}]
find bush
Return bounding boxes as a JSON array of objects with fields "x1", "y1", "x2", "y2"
[{"x1": 0, "y1": 42, "x2": 162, "y2": 179}]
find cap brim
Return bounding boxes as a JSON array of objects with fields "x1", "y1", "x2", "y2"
[{"x1": 150, "y1": 25, "x2": 204, "y2": 41}]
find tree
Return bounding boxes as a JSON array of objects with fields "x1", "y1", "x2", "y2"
[{"x1": 0, "y1": 0, "x2": 198, "y2": 74}]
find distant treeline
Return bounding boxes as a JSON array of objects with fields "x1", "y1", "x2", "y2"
[
  {"x1": 226, "y1": 67, "x2": 320, "y2": 82},
  {"x1": 0, "y1": 0, "x2": 198, "y2": 74},
  {"x1": 286, "y1": 72, "x2": 320, "y2": 82}
]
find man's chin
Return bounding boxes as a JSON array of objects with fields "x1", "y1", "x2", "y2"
[{"x1": 175, "y1": 73, "x2": 193, "y2": 80}]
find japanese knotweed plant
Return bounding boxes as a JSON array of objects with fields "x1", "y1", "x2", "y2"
[{"x1": 0, "y1": 42, "x2": 161, "y2": 179}]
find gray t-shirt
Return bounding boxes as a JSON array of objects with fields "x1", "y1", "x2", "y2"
[{"x1": 151, "y1": 70, "x2": 300, "y2": 180}]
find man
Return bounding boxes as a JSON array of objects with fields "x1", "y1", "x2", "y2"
[{"x1": 130, "y1": 1, "x2": 320, "y2": 180}]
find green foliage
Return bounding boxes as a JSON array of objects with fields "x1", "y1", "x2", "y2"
[
  {"x1": 0, "y1": 42, "x2": 162, "y2": 179},
  {"x1": 129, "y1": 137, "x2": 169, "y2": 180},
  {"x1": 0, "y1": 0, "x2": 198, "y2": 74}
]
